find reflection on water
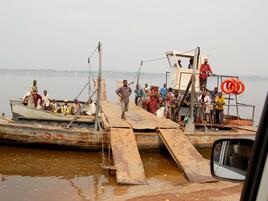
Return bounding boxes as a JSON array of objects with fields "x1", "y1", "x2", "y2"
[{"x1": 0, "y1": 145, "x2": 192, "y2": 201}]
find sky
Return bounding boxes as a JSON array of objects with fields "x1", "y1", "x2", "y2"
[{"x1": 0, "y1": 0, "x2": 267, "y2": 76}]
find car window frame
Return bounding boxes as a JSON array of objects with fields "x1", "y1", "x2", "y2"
[{"x1": 240, "y1": 93, "x2": 268, "y2": 201}]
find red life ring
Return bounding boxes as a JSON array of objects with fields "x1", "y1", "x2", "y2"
[
  {"x1": 221, "y1": 80, "x2": 234, "y2": 94},
  {"x1": 235, "y1": 80, "x2": 245, "y2": 95},
  {"x1": 221, "y1": 79, "x2": 245, "y2": 95}
]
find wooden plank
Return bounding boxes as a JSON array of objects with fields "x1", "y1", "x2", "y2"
[
  {"x1": 101, "y1": 101, "x2": 130, "y2": 128},
  {"x1": 110, "y1": 128, "x2": 146, "y2": 184},
  {"x1": 159, "y1": 128, "x2": 217, "y2": 183},
  {"x1": 125, "y1": 107, "x2": 157, "y2": 130},
  {"x1": 128, "y1": 104, "x2": 178, "y2": 129},
  {"x1": 238, "y1": 126, "x2": 257, "y2": 132}
]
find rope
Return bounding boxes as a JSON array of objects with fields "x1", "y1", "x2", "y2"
[
  {"x1": 88, "y1": 46, "x2": 98, "y2": 60},
  {"x1": 75, "y1": 81, "x2": 90, "y2": 99},
  {"x1": 141, "y1": 57, "x2": 166, "y2": 63},
  {"x1": 74, "y1": 45, "x2": 98, "y2": 100}
]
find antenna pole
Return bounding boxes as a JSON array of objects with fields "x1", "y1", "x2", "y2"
[{"x1": 95, "y1": 42, "x2": 102, "y2": 131}]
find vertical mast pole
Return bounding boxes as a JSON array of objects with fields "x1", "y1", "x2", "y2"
[
  {"x1": 88, "y1": 58, "x2": 91, "y2": 98},
  {"x1": 185, "y1": 47, "x2": 200, "y2": 132},
  {"x1": 95, "y1": 42, "x2": 102, "y2": 131}
]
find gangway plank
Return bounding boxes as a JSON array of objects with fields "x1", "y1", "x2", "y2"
[
  {"x1": 125, "y1": 107, "x2": 157, "y2": 130},
  {"x1": 110, "y1": 128, "x2": 146, "y2": 184},
  {"x1": 159, "y1": 128, "x2": 217, "y2": 183},
  {"x1": 126, "y1": 104, "x2": 178, "y2": 129},
  {"x1": 101, "y1": 101, "x2": 130, "y2": 128}
]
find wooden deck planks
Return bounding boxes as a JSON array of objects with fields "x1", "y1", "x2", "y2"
[
  {"x1": 126, "y1": 104, "x2": 178, "y2": 129},
  {"x1": 159, "y1": 128, "x2": 217, "y2": 183},
  {"x1": 101, "y1": 101, "x2": 130, "y2": 128},
  {"x1": 128, "y1": 104, "x2": 178, "y2": 129},
  {"x1": 110, "y1": 128, "x2": 146, "y2": 184},
  {"x1": 125, "y1": 106, "x2": 157, "y2": 129}
]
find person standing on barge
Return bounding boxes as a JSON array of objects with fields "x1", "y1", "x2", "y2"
[
  {"x1": 215, "y1": 92, "x2": 225, "y2": 126},
  {"x1": 199, "y1": 59, "x2": 213, "y2": 89},
  {"x1": 116, "y1": 80, "x2": 132, "y2": 120}
]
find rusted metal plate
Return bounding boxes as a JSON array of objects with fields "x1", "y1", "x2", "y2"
[
  {"x1": 110, "y1": 128, "x2": 146, "y2": 184},
  {"x1": 159, "y1": 128, "x2": 217, "y2": 183},
  {"x1": 101, "y1": 101, "x2": 130, "y2": 128}
]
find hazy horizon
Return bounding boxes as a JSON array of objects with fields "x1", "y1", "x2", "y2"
[
  {"x1": 1, "y1": 0, "x2": 267, "y2": 76},
  {"x1": 1, "y1": 68, "x2": 268, "y2": 79}
]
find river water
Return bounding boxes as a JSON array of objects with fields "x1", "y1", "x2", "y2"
[{"x1": 0, "y1": 70, "x2": 267, "y2": 201}]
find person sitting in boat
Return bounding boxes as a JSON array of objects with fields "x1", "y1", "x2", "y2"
[
  {"x1": 86, "y1": 99, "x2": 96, "y2": 116},
  {"x1": 22, "y1": 89, "x2": 32, "y2": 105},
  {"x1": 61, "y1": 100, "x2": 72, "y2": 115},
  {"x1": 42, "y1": 90, "x2": 50, "y2": 111},
  {"x1": 31, "y1": 80, "x2": 43, "y2": 108},
  {"x1": 71, "y1": 99, "x2": 81, "y2": 115},
  {"x1": 50, "y1": 99, "x2": 60, "y2": 113},
  {"x1": 32, "y1": 80, "x2": 38, "y2": 93}
]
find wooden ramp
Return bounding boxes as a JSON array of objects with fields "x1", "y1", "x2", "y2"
[
  {"x1": 110, "y1": 128, "x2": 146, "y2": 184},
  {"x1": 101, "y1": 101, "x2": 130, "y2": 128},
  {"x1": 125, "y1": 103, "x2": 178, "y2": 130},
  {"x1": 159, "y1": 128, "x2": 217, "y2": 183},
  {"x1": 102, "y1": 101, "x2": 146, "y2": 184}
]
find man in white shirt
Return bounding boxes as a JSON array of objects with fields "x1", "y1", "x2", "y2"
[
  {"x1": 86, "y1": 99, "x2": 96, "y2": 116},
  {"x1": 42, "y1": 90, "x2": 50, "y2": 110}
]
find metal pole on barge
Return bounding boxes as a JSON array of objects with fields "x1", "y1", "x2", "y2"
[
  {"x1": 185, "y1": 47, "x2": 200, "y2": 132},
  {"x1": 95, "y1": 42, "x2": 102, "y2": 131}
]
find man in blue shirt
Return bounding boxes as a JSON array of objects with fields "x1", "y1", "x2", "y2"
[{"x1": 160, "y1": 83, "x2": 167, "y2": 100}]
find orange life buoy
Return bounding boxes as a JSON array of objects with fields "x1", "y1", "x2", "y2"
[
  {"x1": 221, "y1": 79, "x2": 245, "y2": 95},
  {"x1": 235, "y1": 80, "x2": 245, "y2": 95},
  {"x1": 221, "y1": 80, "x2": 234, "y2": 94}
]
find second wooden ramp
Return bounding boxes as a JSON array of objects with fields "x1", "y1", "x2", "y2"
[
  {"x1": 110, "y1": 128, "x2": 146, "y2": 184},
  {"x1": 159, "y1": 128, "x2": 217, "y2": 183}
]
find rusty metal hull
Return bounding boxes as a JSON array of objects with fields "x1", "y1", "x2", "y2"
[{"x1": 0, "y1": 122, "x2": 256, "y2": 150}]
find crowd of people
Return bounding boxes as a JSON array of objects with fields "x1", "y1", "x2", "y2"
[
  {"x1": 133, "y1": 83, "x2": 225, "y2": 125},
  {"x1": 115, "y1": 58, "x2": 226, "y2": 125},
  {"x1": 22, "y1": 80, "x2": 96, "y2": 116}
]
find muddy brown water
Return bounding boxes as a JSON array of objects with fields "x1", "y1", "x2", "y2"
[{"x1": 0, "y1": 145, "x2": 211, "y2": 201}]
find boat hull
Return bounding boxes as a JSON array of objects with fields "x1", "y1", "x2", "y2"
[
  {"x1": 0, "y1": 121, "x2": 256, "y2": 150},
  {"x1": 10, "y1": 100, "x2": 95, "y2": 123}
]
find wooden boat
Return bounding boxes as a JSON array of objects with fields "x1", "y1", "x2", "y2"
[{"x1": 10, "y1": 100, "x2": 95, "y2": 123}]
